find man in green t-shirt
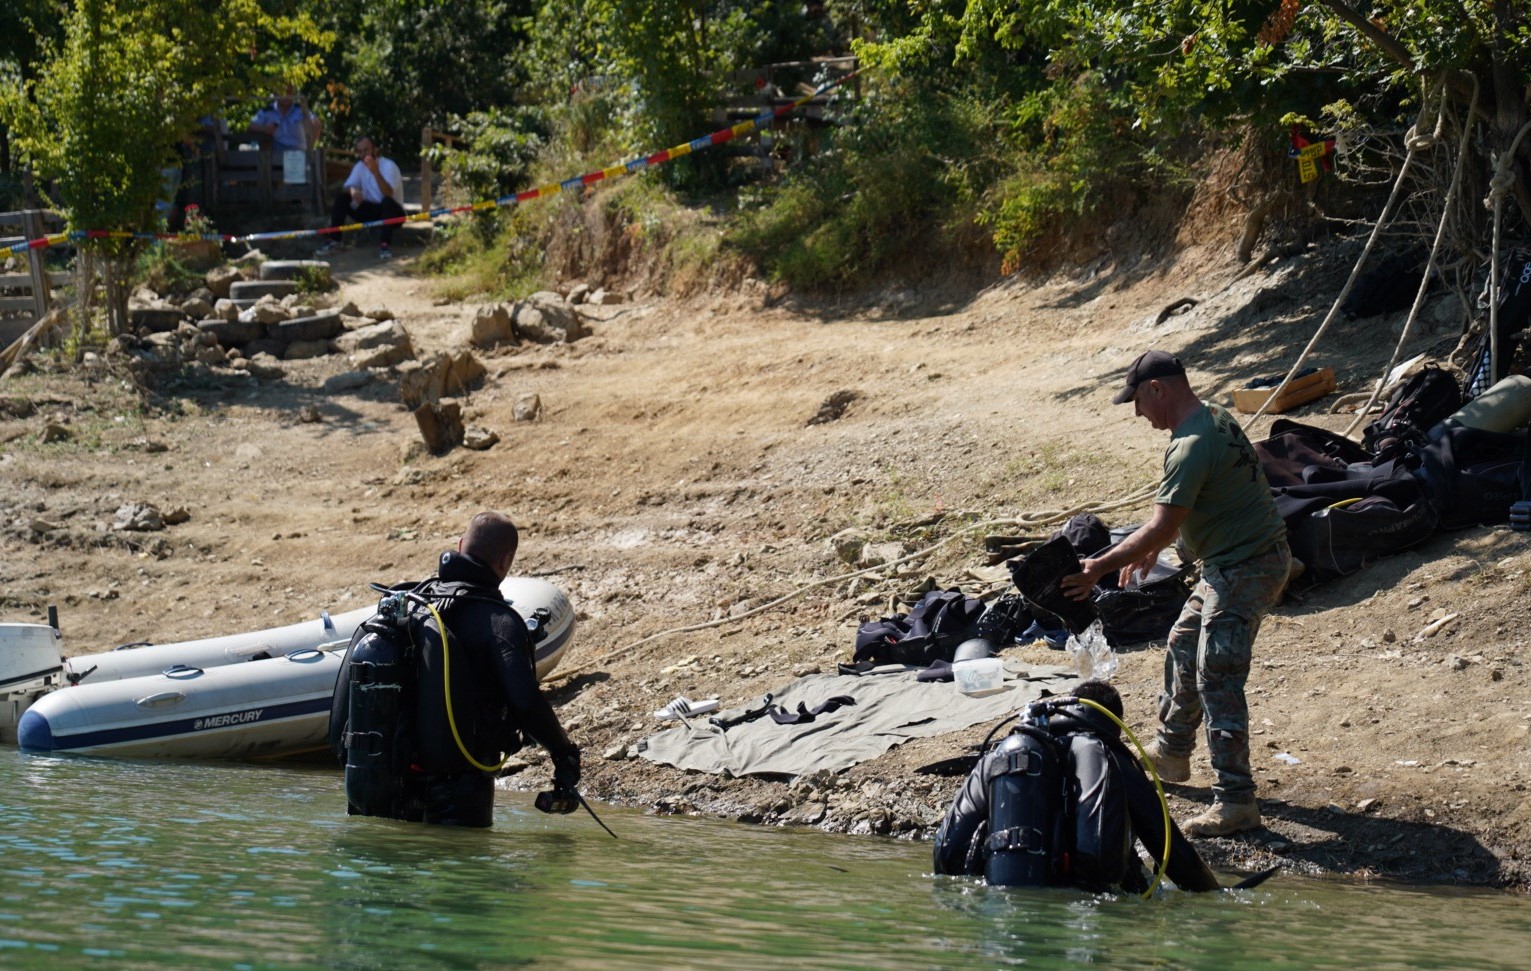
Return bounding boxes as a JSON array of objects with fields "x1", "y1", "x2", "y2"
[{"x1": 1061, "y1": 350, "x2": 1291, "y2": 837}]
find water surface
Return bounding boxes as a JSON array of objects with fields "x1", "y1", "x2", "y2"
[{"x1": 0, "y1": 755, "x2": 1525, "y2": 970}]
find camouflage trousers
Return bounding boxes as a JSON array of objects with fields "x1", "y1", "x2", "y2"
[{"x1": 1157, "y1": 542, "x2": 1291, "y2": 805}]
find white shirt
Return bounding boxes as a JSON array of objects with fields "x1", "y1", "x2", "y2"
[{"x1": 343, "y1": 157, "x2": 403, "y2": 204}]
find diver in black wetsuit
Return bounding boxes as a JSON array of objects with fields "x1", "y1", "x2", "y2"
[
  {"x1": 933, "y1": 680, "x2": 1222, "y2": 893},
  {"x1": 331, "y1": 511, "x2": 580, "y2": 827}
]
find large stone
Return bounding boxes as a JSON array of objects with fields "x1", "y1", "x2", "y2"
[
  {"x1": 129, "y1": 306, "x2": 188, "y2": 333},
  {"x1": 211, "y1": 299, "x2": 242, "y2": 321},
  {"x1": 242, "y1": 301, "x2": 290, "y2": 326},
  {"x1": 231, "y1": 280, "x2": 299, "y2": 301},
  {"x1": 413, "y1": 398, "x2": 464, "y2": 454},
  {"x1": 283, "y1": 339, "x2": 333, "y2": 360},
  {"x1": 334, "y1": 319, "x2": 411, "y2": 356},
  {"x1": 567, "y1": 283, "x2": 591, "y2": 305},
  {"x1": 397, "y1": 351, "x2": 487, "y2": 409},
  {"x1": 463, "y1": 426, "x2": 499, "y2": 451},
  {"x1": 260, "y1": 260, "x2": 332, "y2": 285},
  {"x1": 588, "y1": 288, "x2": 624, "y2": 306},
  {"x1": 336, "y1": 319, "x2": 414, "y2": 369},
  {"x1": 352, "y1": 343, "x2": 414, "y2": 370},
  {"x1": 179, "y1": 296, "x2": 213, "y2": 319},
  {"x1": 470, "y1": 304, "x2": 514, "y2": 347},
  {"x1": 512, "y1": 393, "x2": 542, "y2": 422},
  {"x1": 245, "y1": 352, "x2": 286, "y2": 381},
  {"x1": 205, "y1": 265, "x2": 241, "y2": 299},
  {"x1": 323, "y1": 370, "x2": 373, "y2": 393},
  {"x1": 112, "y1": 502, "x2": 165, "y2": 532},
  {"x1": 272, "y1": 310, "x2": 344, "y2": 343},
  {"x1": 198, "y1": 317, "x2": 264, "y2": 346},
  {"x1": 512, "y1": 295, "x2": 588, "y2": 343}
]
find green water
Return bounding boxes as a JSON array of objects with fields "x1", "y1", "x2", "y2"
[{"x1": 0, "y1": 755, "x2": 1525, "y2": 970}]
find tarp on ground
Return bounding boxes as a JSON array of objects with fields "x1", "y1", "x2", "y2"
[{"x1": 636, "y1": 661, "x2": 1077, "y2": 779}]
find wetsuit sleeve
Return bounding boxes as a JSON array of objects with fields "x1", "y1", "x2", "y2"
[
  {"x1": 1116, "y1": 749, "x2": 1221, "y2": 892},
  {"x1": 932, "y1": 757, "x2": 990, "y2": 876},
  {"x1": 486, "y1": 608, "x2": 576, "y2": 759}
]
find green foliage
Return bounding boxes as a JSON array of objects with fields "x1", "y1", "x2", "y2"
[
  {"x1": 982, "y1": 73, "x2": 1149, "y2": 271},
  {"x1": 1, "y1": 0, "x2": 329, "y2": 249},
  {"x1": 314, "y1": 0, "x2": 533, "y2": 156},
  {"x1": 729, "y1": 76, "x2": 1001, "y2": 288},
  {"x1": 292, "y1": 265, "x2": 334, "y2": 295},
  {"x1": 428, "y1": 108, "x2": 549, "y2": 204},
  {"x1": 134, "y1": 244, "x2": 204, "y2": 296}
]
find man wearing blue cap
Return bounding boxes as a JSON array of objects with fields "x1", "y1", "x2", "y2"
[{"x1": 1061, "y1": 350, "x2": 1290, "y2": 836}]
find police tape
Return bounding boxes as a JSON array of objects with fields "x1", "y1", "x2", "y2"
[{"x1": 1, "y1": 71, "x2": 859, "y2": 260}]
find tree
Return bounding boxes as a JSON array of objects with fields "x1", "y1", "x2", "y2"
[{"x1": 0, "y1": 0, "x2": 329, "y2": 336}]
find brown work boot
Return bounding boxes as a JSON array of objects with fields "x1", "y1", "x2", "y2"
[
  {"x1": 1141, "y1": 739, "x2": 1190, "y2": 783},
  {"x1": 1185, "y1": 801, "x2": 1261, "y2": 837}
]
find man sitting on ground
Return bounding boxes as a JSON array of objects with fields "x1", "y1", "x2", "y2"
[{"x1": 318, "y1": 135, "x2": 405, "y2": 260}]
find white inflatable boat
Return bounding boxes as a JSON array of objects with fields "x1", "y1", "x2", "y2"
[{"x1": 9, "y1": 577, "x2": 575, "y2": 760}]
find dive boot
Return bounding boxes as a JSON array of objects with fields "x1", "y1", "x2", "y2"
[
  {"x1": 1185, "y1": 801, "x2": 1261, "y2": 837},
  {"x1": 1141, "y1": 739, "x2": 1191, "y2": 784}
]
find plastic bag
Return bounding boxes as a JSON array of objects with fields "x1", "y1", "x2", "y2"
[{"x1": 1064, "y1": 621, "x2": 1117, "y2": 681}]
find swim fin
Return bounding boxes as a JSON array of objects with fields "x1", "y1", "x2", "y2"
[{"x1": 1230, "y1": 865, "x2": 1280, "y2": 890}]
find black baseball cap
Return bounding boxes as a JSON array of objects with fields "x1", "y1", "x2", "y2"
[{"x1": 1112, "y1": 350, "x2": 1186, "y2": 404}]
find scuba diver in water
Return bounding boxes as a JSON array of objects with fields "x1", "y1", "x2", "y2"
[
  {"x1": 330, "y1": 511, "x2": 581, "y2": 827},
  {"x1": 933, "y1": 679, "x2": 1226, "y2": 893}
]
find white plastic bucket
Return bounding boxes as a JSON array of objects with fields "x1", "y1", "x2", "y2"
[{"x1": 953, "y1": 657, "x2": 1004, "y2": 696}]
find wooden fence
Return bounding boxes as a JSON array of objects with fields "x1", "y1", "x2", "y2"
[{"x1": 0, "y1": 210, "x2": 62, "y2": 349}]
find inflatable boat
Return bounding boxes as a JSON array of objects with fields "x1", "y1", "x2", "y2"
[{"x1": 9, "y1": 577, "x2": 575, "y2": 760}]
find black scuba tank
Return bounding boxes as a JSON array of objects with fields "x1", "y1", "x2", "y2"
[
  {"x1": 983, "y1": 726, "x2": 1065, "y2": 887},
  {"x1": 1061, "y1": 732, "x2": 1134, "y2": 891},
  {"x1": 337, "y1": 594, "x2": 419, "y2": 819}
]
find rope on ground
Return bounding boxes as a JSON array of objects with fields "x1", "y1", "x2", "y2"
[
  {"x1": 598, "y1": 485, "x2": 1158, "y2": 664},
  {"x1": 1484, "y1": 118, "x2": 1531, "y2": 384},
  {"x1": 1342, "y1": 74, "x2": 1480, "y2": 438},
  {"x1": 1243, "y1": 75, "x2": 1448, "y2": 434}
]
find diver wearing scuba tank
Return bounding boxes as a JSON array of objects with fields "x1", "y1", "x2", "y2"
[
  {"x1": 933, "y1": 680, "x2": 1220, "y2": 893},
  {"x1": 330, "y1": 511, "x2": 580, "y2": 828}
]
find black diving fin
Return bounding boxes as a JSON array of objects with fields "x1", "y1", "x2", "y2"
[{"x1": 1230, "y1": 865, "x2": 1281, "y2": 890}]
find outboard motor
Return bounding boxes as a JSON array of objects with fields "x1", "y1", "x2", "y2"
[
  {"x1": 983, "y1": 725, "x2": 1064, "y2": 887},
  {"x1": 335, "y1": 594, "x2": 418, "y2": 820}
]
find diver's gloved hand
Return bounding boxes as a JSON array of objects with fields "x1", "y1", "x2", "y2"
[{"x1": 552, "y1": 745, "x2": 581, "y2": 791}]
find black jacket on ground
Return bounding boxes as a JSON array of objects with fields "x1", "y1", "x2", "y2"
[{"x1": 932, "y1": 703, "x2": 1221, "y2": 893}]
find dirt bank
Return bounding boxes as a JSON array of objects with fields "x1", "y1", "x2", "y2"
[{"x1": 3, "y1": 237, "x2": 1527, "y2": 890}]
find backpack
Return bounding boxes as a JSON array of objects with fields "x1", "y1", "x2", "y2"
[
  {"x1": 1283, "y1": 474, "x2": 1438, "y2": 586},
  {"x1": 853, "y1": 588, "x2": 985, "y2": 665},
  {"x1": 1361, "y1": 364, "x2": 1463, "y2": 459},
  {"x1": 1090, "y1": 550, "x2": 1193, "y2": 647},
  {"x1": 1413, "y1": 422, "x2": 1531, "y2": 530}
]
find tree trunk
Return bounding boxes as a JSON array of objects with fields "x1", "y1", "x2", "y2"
[
  {"x1": 1491, "y1": 1, "x2": 1531, "y2": 227},
  {"x1": 103, "y1": 256, "x2": 131, "y2": 338}
]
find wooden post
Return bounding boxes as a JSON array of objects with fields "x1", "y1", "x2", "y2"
[
  {"x1": 419, "y1": 125, "x2": 431, "y2": 212},
  {"x1": 22, "y1": 211, "x2": 51, "y2": 318}
]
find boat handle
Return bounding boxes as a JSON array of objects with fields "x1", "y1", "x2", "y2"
[
  {"x1": 136, "y1": 691, "x2": 187, "y2": 709},
  {"x1": 285, "y1": 648, "x2": 324, "y2": 662},
  {"x1": 163, "y1": 664, "x2": 204, "y2": 679}
]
